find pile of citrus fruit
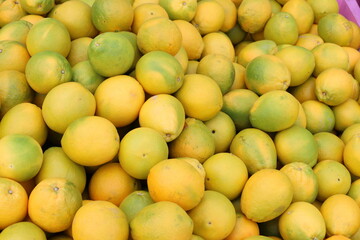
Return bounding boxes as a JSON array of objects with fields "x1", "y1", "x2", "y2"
[{"x1": 1, "y1": 0, "x2": 360, "y2": 239}]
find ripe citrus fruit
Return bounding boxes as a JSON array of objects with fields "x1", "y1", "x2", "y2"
[
  {"x1": 0, "y1": 177, "x2": 28, "y2": 230},
  {"x1": 332, "y1": 99, "x2": 360, "y2": 132},
  {"x1": 72, "y1": 200, "x2": 129, "y2": 240},
  {"x1": 35, "y1": 147, "x2": 86, "y2": 193},
  {"x1": 87, "y1": 32, "x2": 135, "y2": 77},
  {"x1": 26, "y1": 18, "x2": 71, "y2": 57},
  {"x1": 135, "y1": 50, "x2": 184, "y2": 95},
  {"x1": 0, "y1": 102, "x2": 47, "y2": 146},
  {"x1": 168, "y1": 117, "x2": 215, "y2": 163},
  {"x1": 314, "y1": 160, "x2": 351, "y2": 202},
  {"x1": 175, "y1": 74, "x2": 223, "y2": 121},
  {"x1": 288, "y1": 77, "x2": 317, "y2": 103},
  {"x1": 314, "y1": 132, "x2": 344, "y2": 163},
  {"x1": 301, "y1": 100, "x2": 335, "y2": 133},
  {"x1": 0, "y1": 0, "x2": 27, "y2": 27},
  {"x1": 201, "y1": 31, "x2": 235, "y2": 61},
  {"x1": 188, "y1": 190, "x2": 237, "y2": 240},
  {"x1": 343, "y1": 134, "x2": 360, "y2": 177},
  {"x1": 42, "y1": 82, "x2": 96, "y2": 134},
  {"x1": 237, "y1": 0, "x2": 272, "y2": 34},
  {"x1": 91, "y1": 0, "x2": 133, "y2": 32},
  {"x1": 281, "y1": 0, "x2": 314, "y2": 34},
  {"x1": 245, "y1": 54, "x2": 291, "y2": 95},
  {"x1": 341, "y1": 123, "x2": 360, "y2": 144},
  {"x1": 159, "y1": 0, "x2": 197, "y2": 22},
  {"x1": 315, "y1": 67, "x2": 354, "y2": 106},
  {"x1": 118, "y1": 127, "x2": 169, "y2": 180},
  {"x1": 147, "y1": 158, "x2": 205, "y2": 210},
  {"x1": 136, "y1": 17, "x2": 182, "y2": 56},
  {"x1": 320, "y1": 194, "x2": 360, "y2": 237},
  {"x1": 94, "y1": 75, "x2": 145, "y2": 128},
  {"x1": 203, "y1": 152, "x2": 248, "y2": 200},
  {"x1": 28, "y1": 178, "x2": 83, "y2": 233},
  {"x1": 25, "y1": 50, "x2": 73, "y2": 94},
  {"x1": 61, "y1": 116, "x2": 120, "y2": 167},
  {"x1": 71, "y1": 60, "x2": 105, "y2": 93},
  {"x1": 88, "y1": 162, "x2": 139, "y2": 206},
  {"x1": 237, "y1": 39, "x2": 278, "y2": 68},
  {"x1": 66, "y1": 37, "x2": 92, "y2": 67},
  {"x1": 279, "y1": 201, "x2": 326, "y2": 240},
  {"x1": 191, "y1": 0, "x2": 225, "y2": 35},
  {"x1": 280, "y1": 162, "x2": 318, "y2": 203},
  {"x1": 130, "y1": 201, "x2": 193, "y2": 240},
  {"x1": 307, "y1": 0, "x2": 339, "y2": 23},
  {"x1": 132, "y1": 3, "x2": 169, "y2": 34},
  {"x1": 138, "y1": 94, "x2": 185, "y2": 142},
  {"x1": 0, "y1": 134, "x2": 43, "y2": 182},
  {"x1": 0, "y1": 19, "x2": 32, "y2": 45},
  {"x1": 19, "y1": 0, "x2": 54, "y2": 15},
  {"x1": 295, "y1": 33, "x2": 324, "y2": 50},
  {"x1": 230, "y1": 127, "x2": 277, "y2": 175},
  {"x1": 224, "y1": 212, "x2": 260, "y2": 240},
  {"x1": 240, "y1": 169, "x2": 293, "y2": 223}
]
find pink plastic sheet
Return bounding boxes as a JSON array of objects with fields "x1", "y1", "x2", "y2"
[{"x1": 338, "y1": 0, "x2": 360, "y2": 26}]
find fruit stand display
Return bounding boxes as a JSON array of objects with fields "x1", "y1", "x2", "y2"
[{"x1": 0, "y1": 0, "x2": 360, "y2": 239}]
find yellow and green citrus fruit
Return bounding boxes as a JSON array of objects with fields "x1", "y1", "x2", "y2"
[
  {"x1": 95, "y1": 75, "x2": 145, "y2": 128},
  {"x1": 224, "y1": 212, "x2": 260, "y2": 240},
  {"x1": 201, "y1": 31, "x2": 235, "y2": 61},
  {"x1": 71, "y1": 60, "x2": 105, "y2": 93},
  {"x1": 0, "y1": 102, "x2": 47, "y2": 146},
  {"x1": 332, "y1": 98, "x2": 360, "y2": 132},
  {"x1": 249, "y1": 90, "x2": 299, "y2": 132},
  {"x1": 136, "y1": 17, "x2": 182, "y2": 56},
  {"x1": 281, "y1": 0, "x2": 314, "y2": 34},
  {"x1": 159, "y1": 0, "x2": 197, "y2": 22},
  {"x1": 203, "y1": 152, "x2": 248, "y2": 200},
  {"x1": 315, "y1": 67, "x2": 354, "y2": 106},
  {"x1": 25, "y1": 50, "x2": 73, "y2": 94},
  {"x1": 169, "y1": 117, "x2": 216, "y2": 163},
  {"x1": 42, "y1": 81, "x2": 96, "y2": 134},
  {"x1": 0, "y1": 70, "x2": 34, "y2": 118},
  {"x1": 230, "y1": 127, "x2": 277, "y2": 175},
  {"x1": 279, "y1": 201, "x2": 326, "y2": 240},
  {"x1": 280, "y1": 162, "x2": 318, "y2": 203},
  {"x1": 87, "y1": 32, "x2": 135, "y2": 77},
  {"x1": 245, "y1": 55, "x2": 291, "y2": 95},
  {"x1": 318, "y1": 13, "x2": 353, "y2": 47},
  {"x1": 275, "y1": 125, "x2": 318, "y2": 167},
  {"x1": 118, "y1": 127, "x2": 169, "y2": 180},
  {"x1": 35, "y1": 146, "x2": 87, "y2": 193},
  {"x1": 138, "y1": 94, "x2": 185, "y2": 142},
  {"x1": 91, "y1": 0, "x2": 133, "y2": 32},
  {"x1": 0, "y1": 134, "x2": 43, "y2": 182},
  {"x1": 66, "y1": 37, "x2": 92, "y2": 67},
  {"x1": 301, "y1": 100, "x2": 335, "y2": 133},
  {"x1": 311, "y1": 42, "x2": 349, "y2": 77},
  {"x1": 0, "y1": 40, "x2": 30, "y2": 73},
  {"x1": 196, "y1": 53, "x2": 235, "y2": 94},
  {"x1": 0, "y1": 19, "x2": 32, "y2": 46},
  {"x1": 26, "y1": 17, "x2": 71, "y2": 57},
  {"x1": 72, "y1": 200, "x2": 129, "y2": 240},
  {"x1": 214, "y1": 0, "x2": 237, "y2": 32},
  {"x1": 237, "y1": 0, "x2": 272, "y2": 34},
  {"x1": 119, "y1": 190, "x2": 154, "y2": 223},
  {"x1": 0, "y1": 0, "x2": 27, "y2": 28},
  {"x1": 0, "y1": 221, "x2": 47, "y2": 240},
  {"x1": 341, "y1": 123, "x2": 360, "y2": 144},
  {"x1": 61, "y1": 116, "x2": 120, "y2": 167},
  {"x1": 175, "y1": 74, "x2": 223, "y2": 121},
  {"x1": 222, "y1": 89, "x2": 259, "y2": 131},
  {"x1": 130, "y1": 201, "x2": 193, "y2": 240},
  {"x1": 204, "y1": 111, "x2": 236, "y2": 153},
  {"x1": 188, "y1": 190, "x2": 237, "y2": 240},
  {"x1": 263, "y1": 12, "x2": 299, "y2": 45},
  {"x1": 288, "y1": 77, "x2": 317, "y2": 103},
  {"x1": 135, "y1": 50, "x2": 184, "y2": 95},
  {"x1": 0, "y1": 177, "x2": 28, "y2": 230},
  {"x1": 343, "y1": 134, "x2": 360, "y2": 177},
  {"x1": 237, "y1": 39, "x2": 278, "y2": 67},
  {"x1": 147, "y1": 158, "x2": 205, "y2": 210},
  {"x1": 313, "y1": 160, "x2": 351, "y2": 202},
  {"x1": 19, "y1": 0, "x2": 54, "y2": 15},
  {"x1": 314, "y1": 132, "x2": 344, "y2": 163},
  {"x1": 48, "y1": 0, "x2": 98, "y2": 40},
  {"x1": 307, "y1": 0, "x2": 339, "y2": 23},
  {"x1": 274, "y1": 45, "x2": 315, "y2": 87},
  {"x1": 295, "y1": 33, "x2": 324, "y2": 51},
  {"x1": 28, "y1": 178, "x2": 83, "y2": 233},
  {"x1": 241, "y1": 169, "x2": 293, "y2": 223}
]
